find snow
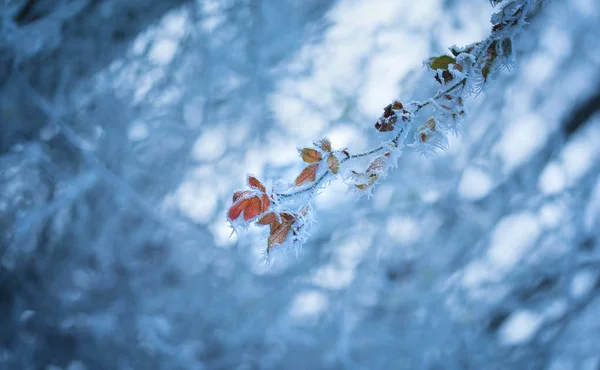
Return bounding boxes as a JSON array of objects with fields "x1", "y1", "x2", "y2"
[
  {"x1": 191, "y1": 128, "x2": 227, "y2": 162},
  {"x1": 539, "y1": 162, "x2": 567, "y2": 195},
  {"x1": 149, "y1": 38, "x2": 179, "y2": 65},
  {"x1": 458, "y1": 167, "x2": 493, "y2": 200},
  {"x1": 386, "y1": 216, "x2": 420, "y2": 245},
  {"x1": 496, "y1": 113, "x2": 548, "y2": 172},
  {"x1": 290, "y1": 290, "x2": 329, "y2": 321},
  {"x1": 487, "y1": 212, "x2": 541, "y2": 270},
  {"x1": 570, "y1": 270, "x2": 597, "y2": 299},
  {"x1": 499, "y1": 310, "x2": 544, "y2": 345},
  {"x1": 537, "y1": 202, "x2": 563, "y2": 229}
]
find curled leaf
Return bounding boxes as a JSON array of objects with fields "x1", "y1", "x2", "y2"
[
  {"x1": 232, "y1": 190, "x2": 252, "y2": 203},
  {"x1": 429, "y1": 55, "x2": 456, "y2": 70},
  {"x1": 295, "y1": 163, "x2": 319, "y2": 186},
  {"x1": 247, "y1": 176, "x2": 266, "y2": 192},
  {"x1": 300, "y1": 148, "x2": 322, "y2": 163},
  {"x1": 355, "y1": 174, "x2": 378, "y2": 190},
  {"x1": 366, "y1": 156, "x2": 387, "y2": 173},
  {"x1": 327, "y1": 154, "x2": 339, "y2": 174},
  {"x1": 315, "y1": 139, "x2": 332, "y2": 152}
]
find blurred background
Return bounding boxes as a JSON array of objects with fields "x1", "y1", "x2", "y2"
[{"x1": 1, "y1": 0, "x2": 600, "y2": 369}]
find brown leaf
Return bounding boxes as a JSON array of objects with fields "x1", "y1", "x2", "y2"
[
  {"x1": 327, "y1": 154, "x2": 339, "y2": 174},
  {"x1": 268, "y1": 213, "x2": 296, "y2": 249},
  {"x1": 257, "y1": 212, "x2": 277, "y2": 225},
  {"x1": 315, "y1": 139, "x2": 332, "y2": 152},
  {"x1": 228, "y1": 199, "x2": 248, "y2": 220},
  {"x1": 260, "y1": 194, "x2": 270, "y2": 213},
  {"x1": 280, "y1": 212, "x2": 295, "y2": 222},
  {"x1": 247, "y1": 176, "x2": 266, "y2": 192},
  {"x1": 243, "y1": 197, "x2": 262, "y2": 221},
  {"x1": 442, "y1": 70, "x2": 453, "y2": 84},
  {"x1": 300, "y1": 148, "x2": 322, "y2": 163},
  {"x1": 295, "y1": 163, "x2": 318, "y2": 186},
  {"x1": 268, "y1": 223, "x2": 291, "y2": 249}
]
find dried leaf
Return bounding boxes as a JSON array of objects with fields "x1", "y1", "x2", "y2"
[
  {"x1": 243, "y1": 197, "x2": 262, "y2": 221},
  {"x1": 392, "y1": 101, "x2": 403, "y2": 110},
  {"x1": 268, "y1": 223, "x2": 291, "y2": 249},
  {"x1": 228, "y1": 199, "x2": 248, "y2": 220},
  {"x1": 299, "y1": 205, "x2": 311, "y2": 217},
  {"x1": 482, "y1": 64, "x2": 491, "y2": 82},
  {"x1": 300, "y1": 148, "x2": 322, "y2": 163},
  {"x1": 429, "y1": 55, "x2": 456, "y2": 70},
  {"x1": 247, "y1": 176, "x2": 266, "y2": 192},
  {"x1": 281, "y1": 212, "x2": 295, "y2": 222},
  {"x1": 258, "y1": 212, "x2": 277, "y2": 225},
  {"x1": 367, "y1": 156, "x2": 386, "y2": 173},
  {"x1": 295, "y1": 163, "x2": 318, "y2": 186},
  {"x1": 327, "y1": 154, "x2": 339, "y2": 174},
  {"x1": 355, "y1": 174, "x2": 378, "y2": 190},
  {"x1": 315, "y1": 139, "x2": 332, "y2": 152},
  {"x1": 260, "y1": 194, "x2": 270, "y2": 213},
  {"x1": 268, "y1": 213, "x2": 296, "y2": 249}
]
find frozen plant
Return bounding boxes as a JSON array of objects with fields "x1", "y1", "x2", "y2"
[{"x1": 228, "y1": 0, "x2": 543, "y2": 256}]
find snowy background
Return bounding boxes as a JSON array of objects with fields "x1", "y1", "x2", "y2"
[{"x1": 1, "y1": 0, "x2": 600, "y2": 369}]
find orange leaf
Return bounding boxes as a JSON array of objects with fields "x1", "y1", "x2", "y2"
[
  {"x1": 327, "y1": 154, "x2": 339, "y2": 174},
  {"x1": 258, "y1": 212, "x2": 277, "y2": 225},
  {"x1": 228, "y1": 199, "x2": 248, "y2": 220},
  {"x1": 247, "y1": 176, "x2": 266, "y2": 192},
  {"x1": 260, "y1": 194, "x2": 270, "y2": 213},
  {"x1": 232, "y1": 190, "x2": 252, "y2": 203},
  {"x1": 300, "y1": 148, "x2": 322, "y2": 163},
  {"x1": 243, "y1": 197, "x2": 262, "y2": 221},
  {"x1": 295, "y1": 163, "x2": 319, "y2": 186},
  {"x1": 315, "y1": 139, "x2": 331, "y2": 152}
]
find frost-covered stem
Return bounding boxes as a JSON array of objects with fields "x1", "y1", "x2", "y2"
[
  {"x1": 276, "y1": 172, "x2": 331, "y2": 199},
  {"x1": 229, "y1": 0, "x2": 542, "y2": 254}
]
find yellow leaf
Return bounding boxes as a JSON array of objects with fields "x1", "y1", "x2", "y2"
[
  {"x1": 300, "y1": 148, "x2": 322, "y2": 163},
  {"x1": 429, "y1": 55, "x2": 456, "y2": 70}
]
